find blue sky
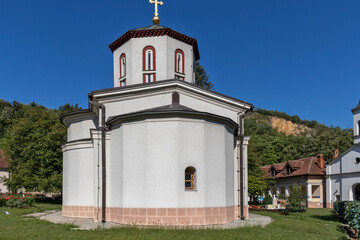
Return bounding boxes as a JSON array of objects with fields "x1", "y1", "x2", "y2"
[{"x1": 0, "y1": 0, "x2": 359, "y2": 129}]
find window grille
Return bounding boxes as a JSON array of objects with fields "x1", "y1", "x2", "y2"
[{"x1": 185, "y1": 167, "x2": 195, "y2": 190}]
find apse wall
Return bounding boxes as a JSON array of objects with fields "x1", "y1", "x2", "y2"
[
  {"x1": 62, "y1": 147, "x2": 94, "y2": 208},
  {"x1": 105, "y1": 116, "x2": 236, "y2": 225}
]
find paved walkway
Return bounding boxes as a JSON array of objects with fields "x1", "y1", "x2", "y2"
[{"x1": 23, "y1": 211, "x2": 273, "y2": 230}]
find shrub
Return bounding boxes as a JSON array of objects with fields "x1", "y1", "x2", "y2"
[
  {"x1": 278, "y1": 194, "x2": 286, "y2": 200},
  {"x1": 288, "y1": 184, "x2": 304, "y2": 207},
  {"x1": 0, "y1": 197, "x2": 6, "y2": 207},
  {"x1": 6, "y1": 198, "x2": 29, "y2": 208},
  {"x1": 0, "y1": 193, "x2": 35, "y2": 208},
  {"x1": 334, "y1": 201, "x2": 347, "y2": 219},
  {"x1": 345, "y1": 202, "x2": 360, "y2": 236},
  {"x1": 334, "y1": 201, "x2": 360, "y2": 237},
  {"x1": 263, "y1": 194, "x2": 273, "y2": 205}
]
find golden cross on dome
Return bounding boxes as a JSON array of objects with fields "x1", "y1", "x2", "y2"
[{"x1": 149, "y1": 0, "x2": 164, "y2": 25}]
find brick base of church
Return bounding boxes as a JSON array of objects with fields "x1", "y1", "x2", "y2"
[{"x1": 62, "y1": 205, "x2": 249, "y2": 225}]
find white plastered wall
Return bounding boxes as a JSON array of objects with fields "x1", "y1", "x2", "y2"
[
  {"x1": 66, "y1": 116, "x2": 98, "y2": 142},
  {"x1": 101, "y1": 90, "x2": 241, "y2": 124},
  {"x1": 0, "y1": 170, "x2": 9, "y2": 193},
  {"x1": 353, "y1": 109, "x2": 360, "y2": 144},
  {"x1": 62, "y1": 147, "x2": 94, "y2": 206},
  {"x1": 112, "y1": 36, "x2": 194, "y2": 87},
  {"x1": 326, "y1": 146, "x2": 360, "y2": 203},
  {"x1": 107, "y1": 117, "x2": 235, "y2": 209}
]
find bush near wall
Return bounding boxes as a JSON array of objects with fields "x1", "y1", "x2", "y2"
[
  {"x1": 334, "y1": 201, "x2": 360, "y2": 237},
  {"x1": 0, "y1": 193, "x2": 35, "y2": 208},
  {"x1": 334, "y1": 201, "x2": 348, "y2": 219}
]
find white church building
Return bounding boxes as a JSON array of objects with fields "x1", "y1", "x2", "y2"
[
  {"x1": 60, "y1": 5, "x2": 253, "y2": 226},
  {"x1": 326, "y1": 100, "x2": 360, "y2": 207}
]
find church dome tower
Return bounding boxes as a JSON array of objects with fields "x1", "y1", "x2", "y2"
[
  {"x1": 352, "y1": 100, "x2": 360, "y2": 144},
  {"x1": 109, "y1": 25, "x2": 200, "y2": 87},
  {"x1": 61, "y1": 1, "x2": 253, "y2": 226}
]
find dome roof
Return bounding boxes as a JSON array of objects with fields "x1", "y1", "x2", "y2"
[{"x1": 108, "y1": 25, "x2": 200, "y2": 61}]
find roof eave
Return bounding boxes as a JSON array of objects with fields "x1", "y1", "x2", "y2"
[
  {"x1": 351, "y1": 106, "x2": 360, "y2": 113},
  {"x1": 106, "y1": 109, "x2": 238, "y2": 130},
  {"x1": 59, "y1": 109, "x2": 95, "y2": 125},
  {"x1": 108, "y1": 27, "x2": 200, "y2": 61}
]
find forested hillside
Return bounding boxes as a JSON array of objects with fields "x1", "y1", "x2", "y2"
[{"x1": 246, "y1": 108, "x2": 354, "y2": 177}]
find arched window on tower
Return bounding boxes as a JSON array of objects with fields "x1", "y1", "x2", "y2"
[
  {"x1": 185, "y1": 167, "x2": 196, "y2": 190},
  {"x1": 143, "y1": 46, "x2": 156, "y2": 83},
  {"x1": 174, "y1": 49, "x2": 185, "y2": 80},
  {"x1": 358, "y1": 120, "x2": 360, "y2": 135},
  {"x1": 119, "y1": 53, "x2": 126, "y2": 87}
]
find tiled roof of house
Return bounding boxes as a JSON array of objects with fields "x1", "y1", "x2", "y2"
[
  {"x1": 261, "y1": 157, "x2": 326, "y2": 179},
  {"x1": 0, "y1": 150, "x2": 10, "y2": 170}
]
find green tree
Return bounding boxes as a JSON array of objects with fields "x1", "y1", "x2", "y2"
[
  {"x1": 3, "y1": 105, "x2": 66, "y2": 193},
  {"x1": 248, "y1": 175, "x2": 267, "y2": 198},
  {"x1": 288, "y1": 184, "x2": 304, "y2": 207},
  {"x1": 195, "y1": 61, "x2": 214, "y2": 90}
]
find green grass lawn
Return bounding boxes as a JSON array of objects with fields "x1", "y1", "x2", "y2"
[{"x1": 0, "y1": 204, "x2": 347, "y2": 240}]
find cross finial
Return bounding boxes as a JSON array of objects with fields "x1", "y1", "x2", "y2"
[{"x1": 149, "y1": 0, "x2": 164, "y2": 25}]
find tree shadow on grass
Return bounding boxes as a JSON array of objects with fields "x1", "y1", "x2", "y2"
[{"x1": 310, "y1": 211, "x2": 343, "y2": 223}]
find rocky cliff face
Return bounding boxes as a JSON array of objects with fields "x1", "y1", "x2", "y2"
[
  {"x1": 248, "y1": 113, "x2": 313, "y2": 136},
  {"x1": 268, "y1": 116, "x2": 312, "y2": 136}
]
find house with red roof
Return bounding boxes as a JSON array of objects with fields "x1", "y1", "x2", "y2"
[
  {"x1": 261, "y1": 154, "x2": 327, "y2": 208},
  {"x1": 0, "y1": 149, "x2": 10, "y2": 193}
]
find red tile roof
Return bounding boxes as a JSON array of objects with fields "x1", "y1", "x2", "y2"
[
  {"x1": 261, "y1": 157, "x2": 326, "y2": 179},
  {"x1": 108, "y1": 25, "x2": 200, "y2": 61},
  {"x1": 0, "y1": 150, "x2": 10, "y2": 170}
]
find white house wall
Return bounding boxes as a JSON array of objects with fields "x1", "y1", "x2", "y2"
[
  {"x1": 0, "y1": 170, "x2": 8, "y2": 193},
  {"x1": 353, "y1": 109, "x2": 360, "y2": 144},
  {"x1": 327, "y1": 147, "x2": 360, "y2": 175},
  {"x1": 327, "y1": 145, "x2": 360, "y2": 206}
]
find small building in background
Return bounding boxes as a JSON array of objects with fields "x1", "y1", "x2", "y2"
[
  {"x1": 326, "y1": 100, "x2": 360, "y2": 207},
  {"x1": 0, "y1": 149, "x2": 10, "y2": 194},
  {"x1": 261, "y1": 154, "x2": 327, "y2": 208}
]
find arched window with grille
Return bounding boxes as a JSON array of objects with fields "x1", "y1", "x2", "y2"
[
  {"x1": 119, "y1": 53, "x2": 126, "y2": 87},
  {"x1": 185, "y1": 167, "x2": 196, "y2": 190},
  {"x1": 143, "y1": 46, "x2": 156, "y2": 83},
  {"x1": 174, "y1": 49, "x2": 185, "y2": 80}
]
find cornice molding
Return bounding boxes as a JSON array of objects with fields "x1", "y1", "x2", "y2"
[{"x1": 91, "y1": 79, "x2": 253, "y2": 111}]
